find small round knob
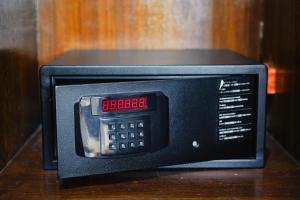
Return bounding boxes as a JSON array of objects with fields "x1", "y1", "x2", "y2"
[{"x1": 192, "y1": 140, "x2": 200, "y2": 148}]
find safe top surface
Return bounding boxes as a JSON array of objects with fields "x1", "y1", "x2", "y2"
[{"x1": 46, "y1": 49, "x2": 259, "y2": 66}]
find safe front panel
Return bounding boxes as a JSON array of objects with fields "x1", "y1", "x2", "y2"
[{"x1": 55, "y1": 76, "x2": 259, "y2": 179}]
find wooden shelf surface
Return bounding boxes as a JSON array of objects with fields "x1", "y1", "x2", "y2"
[{"x1": 1, "y1": 132, "x2": 300, "y2": 200}]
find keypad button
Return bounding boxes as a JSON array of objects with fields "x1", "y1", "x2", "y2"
[
  {"x1": 129, "y1": 132, "x2": 135, "y2": 139},
  {"x1": 119, "y1": 132, "x2": 127, "y2": 140},
  {"x1": 109, "y1": 143, "x2": 117, "y2": 150},
  {"x1": 109, "y1": 133, "x2": 116, "y2": 141},
  {"x1": 128, "y1": 122, "x2": 135, "y2": 129},
  {"x1": 108, "y1": 123, "x2": 116, "y2": 130},
  {"x1": 137, "y1": 131, "x2": 144, "y2": 138},
  {"x1": 119, "y1": 143, "x2": 127, "y2": 149},
  {"x1": 118, "y1": 122, "x2": 126, "y2": 130},
  {"x1": 138, "y1": 141, "x2": 144, "y2": 147},
  {"x1": 129, "y1": 142, "x2": 136, "y2": 148},
  {"x1": 137, "y1": 121, "x2": 144, "y2": 128}
]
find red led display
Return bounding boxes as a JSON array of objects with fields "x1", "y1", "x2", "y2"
[{"x1": 102, "y1": 96, "x2": 147, "y2": 112}]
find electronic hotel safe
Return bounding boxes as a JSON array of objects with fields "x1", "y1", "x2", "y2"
[{"x1": 40, "y1": 49, "x2": 267, "y2": 179}]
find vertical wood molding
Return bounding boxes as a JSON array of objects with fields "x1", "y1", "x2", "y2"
[
  {"x1": 0, "y1": 0, "x2": 40, "y2": 170},
  {"x1": 263, "y1": 0, "x2": 300, "y2": 162}
]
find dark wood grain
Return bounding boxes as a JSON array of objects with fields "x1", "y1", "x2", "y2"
[
  {"x1": 0, "y1": 132, "x2": 299, "y2": 199},
  {"x1": 37, "y1": 0, "x2": 262, "y2": 65},
  {"x1": 263, "y1": 0, "x2": 300, "y2": 162},
  {"x1": 212, "y1": 0, "x2": 263, "y2": 60},
  {"x1": 0, "y1": 0, "x2": 40, "y2": 170}
]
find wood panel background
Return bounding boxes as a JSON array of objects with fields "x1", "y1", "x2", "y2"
[
  {"x1": 0, "y1": 0, "x2": 40, "y2": 170},
  {"x1": 0, "y1": 0, "x2": 264, "y2": 170},
  {"x1": 264, "y1": 0, "x2": 300, "y2": 162},
  {"x1": 37, "y1": 0, "x2": 263, "y2": 65}
]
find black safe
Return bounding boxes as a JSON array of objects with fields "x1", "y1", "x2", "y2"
[{"x1": 40, "y1": 49, "x2": 267, "y2": 179}]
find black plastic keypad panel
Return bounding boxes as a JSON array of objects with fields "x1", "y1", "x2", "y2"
[{"x1": 100, "y1": 117, "x2": 149, "y2": 156}]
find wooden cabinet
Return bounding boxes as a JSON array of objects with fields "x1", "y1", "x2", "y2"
[{"x1": 0, "y1": 0, "x2": 299, "y2": 199}]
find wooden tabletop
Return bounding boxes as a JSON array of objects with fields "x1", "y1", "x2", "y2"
[{"x1": 1, "y1": 132, "x2": 299, "y2": 200}]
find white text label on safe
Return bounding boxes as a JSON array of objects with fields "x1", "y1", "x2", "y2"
[{"x1": 217, "y1": 78, "x2": 255, "y2": 142}]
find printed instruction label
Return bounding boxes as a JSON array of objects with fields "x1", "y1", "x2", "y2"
[{"x1": 217, "y1": 77, "x2": 256, "y2": 142}]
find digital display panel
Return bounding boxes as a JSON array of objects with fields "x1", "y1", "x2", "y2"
[{"x1": 102, "y1": 96, "x2": 147, "y2": 112}]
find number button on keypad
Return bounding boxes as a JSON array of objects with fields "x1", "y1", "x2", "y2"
[
  {"x1": 118, "y1": 122, "x2": 126, "y2": 130},
  {"x1": 109, "y1": 133, "x2": 116, "y2": 141},
  {"x1": 129, "y1": 142, "x2": 136, "y2": 148},
  {"x1": 108, "y1": 123, "x2": 116, "y2": 130},
  {"x1": 137, "y1": 131, "x2": 144, "y2": 138},
  {"x1": 129, "y1": 132, "x2": 135, "y2": 139},
  {"x1": 109, "y1": 143, "x2": 117, "y2": 150},
  {"x1": 138, "y1": 141, "x2": 144, "y2": 147},
  {"x1": 119, "y1": 132, "x2": 127, "y2": 140},
  {"x1": 119, "y1": 143, "x2": 127, "y2": 150},
  {"x1": 137, "y1": 120, "x2": 144, "y2": 128},
  {"x1": 128, "y1": 122, "x2": 135, "y2": 129}
]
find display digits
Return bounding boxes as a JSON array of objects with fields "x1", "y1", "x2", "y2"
[
  {"x1": 102, "y1": 96, "x2": 148, "y2": 112},
  {"x1": 102, "y1": 100, "x2": 109, "y2": 112}
]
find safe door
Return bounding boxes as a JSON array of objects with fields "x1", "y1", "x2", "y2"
[{"x1": 55, "y1": 76, "x2": 259, "y2": 179}]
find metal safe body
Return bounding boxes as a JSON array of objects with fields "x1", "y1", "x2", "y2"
[{"x1": 40, "y1": 50, "x2": 267, "y2": 179}]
